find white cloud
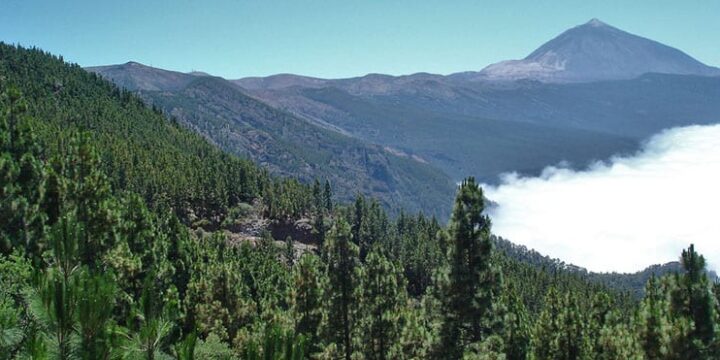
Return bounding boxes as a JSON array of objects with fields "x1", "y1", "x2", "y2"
[{"x1": 483, "y1": 124, "x2": 720, "y2": 273}]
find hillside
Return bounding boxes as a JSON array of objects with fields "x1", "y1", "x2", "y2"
[
  {"x1": 243, "y1": 83, "x2": 639, "y2": 182},
  {"x1": 0, "y1": 43, "x2": 318, "y2": 224},
  {"x1": 300, "y1": 73, "x2": 720, "y2": 141},
  {"x1": 88, "y1": 63, "x2": 455, "y2": 217}
]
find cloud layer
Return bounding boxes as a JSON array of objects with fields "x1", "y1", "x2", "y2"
[{"x1": 484, "y1": 124, "x2": 720, "y2": 273}]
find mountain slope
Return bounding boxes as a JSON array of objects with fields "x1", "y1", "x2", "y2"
[
  {"x1": 0, "y1": 42, "x2": 301, "y2": 222},
  {"x1": 253, "y1": 72, "x2": 720, "y2": 181},
  {"x1": 88, "y1": 63, "x2": 456, "y2": 217},
  {"x1": 295, "y1": 86, "x2": 638, "y2": 181},
  {"x1": 466, "y1": 18, "x2": 720, "y2": 83},
  {"x1": 455, "y1": 73, "x2": 720, "y2": 137}
]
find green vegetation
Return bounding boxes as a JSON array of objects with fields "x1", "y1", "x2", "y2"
[
  {"x1": 2, "y1": 43, "x2": 720, "y2": 359},
  {"x1": 0, "y1": 43, "x2": 313, "y2": 224},
  {"x1": 88, "y1": 62, "x2": 456, "y2": 218}
]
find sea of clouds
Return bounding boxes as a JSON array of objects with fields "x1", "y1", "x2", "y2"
[{"x1": 484, "y1": 124, "x2": 720, "y2": 273}]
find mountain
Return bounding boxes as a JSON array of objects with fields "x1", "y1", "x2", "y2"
[
  {"x1": 462, "y1": 18, "x2": 720, "y2": 83},
  {"x1": 234, "y1": 19, "x2": 719, "y2": 91},
  {"x1": 250, "y1": 73, "x2": 720, "y2": 181},
  {"x1": 231, "y1": 20, "x2": 720, "y2": 184},
  {"x1": 87, "y1": 19, "x2": 720, "y2": 212},
  {"x1": 234, "y1": 73, "x2": 329, "y2": 90},
  {"x1": 86, "y1": 61, "x2": 207, "y2": 90},
  {"x1": 88, "y1": 62, "x2": 456, "y2": 217}
]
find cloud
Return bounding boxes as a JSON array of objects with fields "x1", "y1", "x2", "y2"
[{"x1": 483, "y1": 124, "x2": 720, "y2": 273}]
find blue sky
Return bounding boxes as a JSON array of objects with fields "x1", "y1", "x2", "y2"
[{"x1": 2, "y1": 0, "x2": 718, "y2": 79}]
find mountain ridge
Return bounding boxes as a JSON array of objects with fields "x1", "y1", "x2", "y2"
[
  {"x1": 231, "y1": 19, "x2": 720, "y2": 86},
  {"x1": 87, "y1": 62, "x2": 456, "y2": 217}
]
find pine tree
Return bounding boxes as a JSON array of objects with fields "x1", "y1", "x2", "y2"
[
  {"x1": 76, "y1": 271, "x2": 118, "y2": 360},
  {"x1": 437, "y1": 177, "x2": 503, "y2": 359},
  {"x1": 0, "y1": 87, "x2": 47, "y2": 261},
  {"x1": 586, "y1": 293, "x2": 612, "y2": 356},
  {"x1": 667, "y1": 244, "x2": 719, "y2": 359},
  {"x1": 285, "y1": 236, "x2": 295, "y2": 267},
  {"x1": 29, "y1": 215, "x2": 84, "y2": 359},
  {"x1": 597, "y1": 311, "x2": 643, "y2": 360},
  {"x1": 502, "y1": 283, "x2": 530, "y2": 360},
  {"x1": 57, "y1": 134, "x2": 119, "y2": 268},
  {"x1": 323, "y1": 180, "x2": 333, "y2": 213},
  {"x1": 555, "y1": 293, "x2": 590, "y2": 360},
  {"x1": 661, "y1": 275, "x2": 694, "y2": 360},
  {"x1": 352, "y1": 195, "x2": 367, "y2": 260},
  {"x1": 313, "y1": 208, "x2": 328, "y2": 250},
  {"x1": 312, "y1": 179, "x2": 323, "y2": 213},
  {"x1": 0, "y1": 294, "x2": 23, "y2": 357},
  {"x1": 322, "y1": 219, "x2": 359, "y2": 360},
  {"x1": 530, "y1": 286, "x2": 561, "y2": 360},
  {"x1": 174, "y1": 333, "x2": 197, "y2": 360},
  {"x1": 636, "y1": 275, "x2": 671, "y2": 359},
  {"x1": 462, "y1": 335, "x2": 506, "y2": 360},
  {"x1": 394, "y1": 305, "x2": 433, "y2": 359},
  {"x1": 531, "y1": 287, "x2": 590, "y2": 360},
  {"x1": 243, "y1": 326, "x2": 307, "y2": 360},
  {"x1": 292, "y1": 254, "x2": 324, "y2": 354},
  {"x1": 355, "y1": 250, "x2": 407, "y2": 360},
  {"x1": 125, "y1": 276, "x2": 172, "y2": 360}
]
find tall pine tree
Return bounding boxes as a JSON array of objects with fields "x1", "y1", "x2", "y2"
[
  {"x1": 291, "y1": 253, "x2": 325, "y2": 355},
  {"x1": 531, "y1": 287, "x2": 590, "y2": 360},
  {"x1": 667, "y1": 244, "x2": 718, "y2": 359},
  {"x1": 355, "y1": 249, "x2": 407, "y2": 360},
  {"x1": 437, "y1": 177, "x2": 503, "y2": 359},
  {"x1": 636, "y1": 275, "x2": 672, "y2": 359},
  {"x1": 322, "y1": 219, "x2": 359, "y2": 360}
]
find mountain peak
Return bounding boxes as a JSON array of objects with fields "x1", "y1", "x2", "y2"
[
  {"x1": 86, "y1": 61, "x2": 197, "y2": 91},
  {"x1": 474, "y1": 19, "x2": 720, "y2": 83},
  {"x1": 584, "y1": 18, "x2": 608, "y2": 27}
]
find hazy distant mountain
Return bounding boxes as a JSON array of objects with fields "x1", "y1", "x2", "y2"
[
  {"x1": 88, "y1": 63, "x2": 456, "y2": 217},
  {"x1": 459, "y1": 18, "x2": 720, "y2": 83},
  {"x1": 229, "y1": 20, "x2": 720, "y2": 183},
  {"x1": 235, "y1": 19, "x2": 719, "y2": 91},
  {"x1": 234, "y1": 74, "x2": 330, "y2": 90},
  {"x1": 86, "y1": 61, "x2": 209, "y2": 91},
  {"x1": 233, "y1": 72, "x2": 450, "y2": 98}
]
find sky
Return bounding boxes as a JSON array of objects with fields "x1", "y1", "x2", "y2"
[
  {"x1": 2, "y1": 0, "x2": 720, "y2": 79},
  {"x1": 484, "y1": 124, "x2": 720, "y2": 274}
]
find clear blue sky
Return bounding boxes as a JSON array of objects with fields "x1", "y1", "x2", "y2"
[{"x1": 2, "y1": 0, "x2": 718, "y2": 79}]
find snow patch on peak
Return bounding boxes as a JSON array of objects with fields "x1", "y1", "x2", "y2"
[{"x1": 585, "y1": 18, "x2": 607, "y2": 27}]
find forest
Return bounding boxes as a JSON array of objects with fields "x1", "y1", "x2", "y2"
[{"x1": 1, "y1": 43, "x2": 719, "y2": 359}]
